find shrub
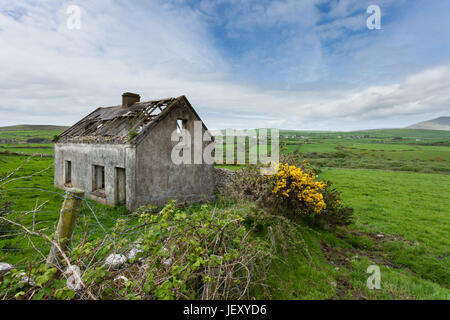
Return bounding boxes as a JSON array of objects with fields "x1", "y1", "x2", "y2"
[
  {"x1": 308, "y1": 181, "x2": 354, "y2": 229},
  {"x1": 128, "y1": 131, "x2": 138, "y2": 141},
  {"x1": 271, "y1": 163, "x2": 327, "y2": 217},
  {"x1": 122, "y1": 201, "x2": 272, "y2": 300},
  {"x1": 228, "y1": 156, "x2": 353, "y2": 228},
  {"x1": 0, "y1": 201, "x2": 273, "y2": 300},
  {"x1": 333, "y1": 151, "x2": 348, "y2": 158},
  {"x1": 224, "y1": 164, "x2": 268, "y2": 201}
]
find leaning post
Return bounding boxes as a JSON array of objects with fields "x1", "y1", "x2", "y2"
[{"x1": 47, "y1": 188, "x2": 84, "y2": 266}]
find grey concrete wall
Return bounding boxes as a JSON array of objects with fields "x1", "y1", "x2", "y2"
[
  {"x1": 54, "y1": 143, "x2": 136, "y2": 209},
  {"x1": 135, "y1": 101, "x2": 215, "y2": 207}
]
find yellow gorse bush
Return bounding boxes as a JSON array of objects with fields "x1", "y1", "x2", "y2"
[{"x1": 272, "y1": 163, "x2": 327, "y2": 214}]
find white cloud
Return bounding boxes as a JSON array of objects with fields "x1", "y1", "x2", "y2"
[
  {"x1": 0, "y1": 0, "x2": 448, "y2": 131},
  {"x1": 179, "y1": 65, "x2": 450, "y2": 130}
]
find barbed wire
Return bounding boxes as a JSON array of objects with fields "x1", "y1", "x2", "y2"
[
  {"x1": 0, "y1": 156, "x2": 142, "y2": 287},
  {"x1": 0, "y1": 184, "x2": 147, "y2": 263}
]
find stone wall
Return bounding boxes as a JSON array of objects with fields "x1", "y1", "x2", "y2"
[{"x1": 213, "y1": 167, "x2": 235, "y2": 193}]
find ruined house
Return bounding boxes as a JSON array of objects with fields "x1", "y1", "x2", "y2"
[{"x1": 54, "y1": 93, "x2": 214, "y2": 210}]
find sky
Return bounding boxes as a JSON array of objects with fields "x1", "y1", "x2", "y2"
[{"x1": 0, "y1": 0, "x2": 449, "y2": 131}]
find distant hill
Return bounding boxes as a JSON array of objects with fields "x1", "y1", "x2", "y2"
[
  {"x1": 407, "y1": 117, "x2": 450, "y2": 131},
  {"x1": 0, "y1": 125, "x2": 69, "y2": 144},
  {"x1": 0, "y1": 124, "x2": 69, "y2": 131}
]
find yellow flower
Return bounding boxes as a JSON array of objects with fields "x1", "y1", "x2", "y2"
[{"x1": 272, "y1": 162, "x2": 327, "y2": 214}]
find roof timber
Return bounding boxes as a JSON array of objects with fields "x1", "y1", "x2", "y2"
[
  {"x1": 57, "y1": 96, "x2": 211, "y2": 145},
  {"x1": 58, "y1": 97, "x2": 177, "y2": 144}
]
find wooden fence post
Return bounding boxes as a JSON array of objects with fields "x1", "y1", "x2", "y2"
[{"x1": 47, "y1": 188, "x2": 84, "y2": 266}]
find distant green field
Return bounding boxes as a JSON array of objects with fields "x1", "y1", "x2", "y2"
[
  {"x1": 0, "y1": 125, "x2": 68, "y2": 131},
  {"x1": 342, "y1": 144, "x2": 450, "y2": 162},
  {"x1": 0, "y1": 125, "x2": 67, "y2": 144},
  {"x1": 0, "y1": 125, "x2": 66, "y2": 156},
  {"x1": 277, "y1": 129, "x2": 450, "y2": 174},
  {"x1": 299, "y1": 143, "x2": 341, "y2": 153},
  {"x1": 0, "y1": 144, "x2": 54, "y2": 155},
  {"x1": 0, "y1": 130, "x2": 58, "y2": 141},
  {"x1": 280, "y1": 128, "x2": 450, "y2": 140}
]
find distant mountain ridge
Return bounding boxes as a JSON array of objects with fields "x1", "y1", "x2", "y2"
[{"x1": 407, "y1": 117, "x2": 450, "y2": 131}]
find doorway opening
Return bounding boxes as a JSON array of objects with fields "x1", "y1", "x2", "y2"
[{"x1": 115, "y1": 167, "x2": 126, "y2": 205}]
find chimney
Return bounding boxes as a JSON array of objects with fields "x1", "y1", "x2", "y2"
[{"x1": 122, "y1": 92, "x2": 140, "y2": 108}]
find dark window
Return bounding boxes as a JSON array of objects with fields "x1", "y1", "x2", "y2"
[
  {"x1": 93, "y1": 165, "x2": 105, "y2": 192},
  {"x1": 65, "y1": 161, "x2": 72, "y2": 185}
]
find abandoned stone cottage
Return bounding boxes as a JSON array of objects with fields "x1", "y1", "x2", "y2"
[{"x1": 54, "y1": 93, "x2": 214, "y2": 210}]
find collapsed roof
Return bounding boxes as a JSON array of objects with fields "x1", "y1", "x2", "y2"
[{"x1": 58, "y1": 96, "x2": 180, "y2": 144}]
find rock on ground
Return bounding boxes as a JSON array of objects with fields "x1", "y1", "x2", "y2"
[
  {"x1": 0, "y1": 262, "x2": 14, "y2": 276},
  {"x1": 1, "y1": 262, "x2": 35, "y2": 285},
  {"x1": 114, "y1": 275, "x2": 129, "y2": 284},
  {"x1": 65, "y1": 265, "x2": 82, "y2": 291},
  {"x1": 104, "y1": 254, "x2": 127, "y2": 270},
  {"x1": 127, "y1": 242, "x2": 144, "y2": 261}
]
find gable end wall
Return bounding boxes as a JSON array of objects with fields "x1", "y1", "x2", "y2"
[{"x1": 134, "y1": 100, "x2": 214, "y2": 207}]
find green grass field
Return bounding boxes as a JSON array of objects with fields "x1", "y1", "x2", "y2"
[
  {"x1": 0, "y1": 126, "x2": 449, "y2": 299},
  {"x1": 253, "y1": 168, "x2": 449, "y2": 300},
  {"x1": 0, "y1": 144, "x2": 54, "y2": 155},
  {"x1": 0, "y1": 155, "x2": 129, "y2": 268},
  {"x1": 322, "y1": 169, "x2": 450, "y2": 295},
  {"x1": 0, "y1": 125, "x2": 66, "y2": 155},
  {"x1": 279, "y1": 128, "x2": 450, "y2": 140},
  {"x1": 0, "y1": 126, "x2": 66, "y2": 142}
]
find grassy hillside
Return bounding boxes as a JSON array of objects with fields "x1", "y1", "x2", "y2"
[
  {"x1": 0, "y1": 126, "x2": 449, "y2": 299},
  {"x1": 0, "y1": 125, "x2": 67, "y2": 145},
  {"x1": 322, "y1": 169, "x2": 449, "y2": 283},
  {"x1": 1, "y1": 156, "x2": 448, "y2": 299},
  {"x1": 0, "y1": 125, "x2": 69, "y2": 132}
]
